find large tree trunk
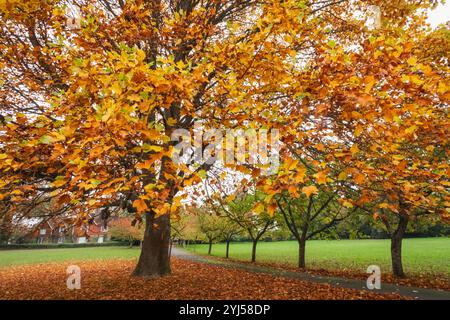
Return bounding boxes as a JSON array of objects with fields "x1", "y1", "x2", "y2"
[
  {"x1": 132, "y1": 212, "x2": 171, "y2": 277},
  {"x1": 225, "y1": 239, "x2": 230, "y2": 258},
  {"x1": 298, "y1": 237, "x2": 306, "y2": 269},
  {"x1": 391, "y1": 214, "x2": 409, "y2": 278},
  {"x1": 251, "y1": 239, "x2": 258, "y2": 263}
]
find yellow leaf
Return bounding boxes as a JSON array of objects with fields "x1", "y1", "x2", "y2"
[
  {"x1": 226, "y1": 194, "x2": 236, "y2": 202},
  {"x1": 314, "y1": 171, "x2": 328, "y2": 185},
  {"x1": 355, "y1": 125, "x2": 363, "y2": 137},
  {"x1": 197, "y1": 169, "x2": 207, "y2": 179},
  {"x1": 102, "y1": 109, "x2": 113, "y2": 122},
  {"x1": 11, "y1": 189, "x2": 23, "y2": 195},
  {"x1": 410, "y1": 75, "x2": 424, "y2": 86},
  {"x1": 284, "y1": 157, "x2": 298, "y2": 171},
  {"x1": 350, "y1": 144, "x2": 359, "y2": 155},
  {"x1": 338, "y1": 171, "x2": 348, "y2": 181},
  {"x1": 167, "y1": 117, "x2": 177, "y2": 126},
  {"x1": 302, "y1": 185, "x2": 318, "y2": 198},
  {"x1": 405, "y1": 125, "x2": 417, "y2": 134},
  {"x1": 52, "y1": 177, "x2": 68, "y2": 188},
  {"x1": 0, "y1": 153, "x2": 8, "y2": 160},
  {"x1": 294, "y1": 166, "x2": 306, "y2": 183},
  {"x1": 111, "y1": 82, "x2": 122, "y2": 95},
  {"x1": 288, "y1": 185, "x2": 299, "y2": 197},
  {"x1": 143, "y1": 145, "x2": 163, "y2": 153},
  {"x1": 136, "y1": 49, "x2": 146, "y2": 62},
  {"x1": 407, "y1": 56, "x2": 417, "y2": 66},
  {"x1": 315, "y1": 144, "x2": 325, "y2": 151},
  {"x1": 364, "y1": 76, "x2": 375, "y2": 93},
  {"x1": 253, "y1": 203, "x2": 264, "y2": 214},
  {"x1": 342, "y1": 200, "x2": 353, "y2": 208}
]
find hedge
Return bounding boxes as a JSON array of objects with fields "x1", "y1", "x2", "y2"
[{"x1": 0, "y1": 242, "x2": 130, "y2": 250}]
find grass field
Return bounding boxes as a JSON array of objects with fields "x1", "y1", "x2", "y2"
[
  {"x1": 0, "y1": 247, "x2": 140, "y2": 268},
  {"x1": 0, "y1": 238, "x2": 448, "y2": 276},
  {"x1": 185, "y1": 238, "x2": 450, "y2": 276}
]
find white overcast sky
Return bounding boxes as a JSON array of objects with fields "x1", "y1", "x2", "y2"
[{"x1": 428, "y1": 1, "x2": 450, "y2": 28}]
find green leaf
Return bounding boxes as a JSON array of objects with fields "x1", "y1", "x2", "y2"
[
  {"x1": 39, "y1": 135, "x2": 53, "y2": 144},
  {"x1": 327, "y1": 40, "x2": 336, "y2": 49}
]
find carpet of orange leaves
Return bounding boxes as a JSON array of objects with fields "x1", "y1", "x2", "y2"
[
  {"x1": 0, "y1": 258, "x2": 408, "y2": 300},
  {"x1": 227, "y1": 259, "x2": 450, "y2": 292}
]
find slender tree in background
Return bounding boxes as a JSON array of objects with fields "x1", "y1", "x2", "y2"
[
  {"x1": 0, "y1": 0, "x2": 447, "y2": 278},
  {"x1": 197, "y1": 210, "x2": 222, "y2": 255},
  {"x1": 276, "y1": 190, "x2": 354, "y2": 269},
  {"x1": 218, "y1": 217, "x2": 242, "y2": 259},
  {"x1": 214, "y1": 192, "x2": 276, "y2": 263}
]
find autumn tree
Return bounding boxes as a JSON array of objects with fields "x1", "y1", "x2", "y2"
[
  {"x1": 171, "y1": 210, "x2": 189, "y2": 245},
  {"x1": 276, "y1": 189, "x2": 354, "y2": 269},
  {"x1": 184, "y1": 204, "x2": 241, "y2": 257},
  {"x1": 253, "y1": 1, "x2": 449, "y2": 277},
  {"x1": 218, "y1": 217, "x2": 242, "y2": 259},
  {"x1": 1, "y1": 0, "x2": 447, "y2": 279},
  {"x1": 171, "y1": 208, "x2": 205, "y2": 246},
  {"x1": 211, "y1": 191, "x2": 276, "y2": 263},
  {"x1": 0, "y1": 0, "x2": 324, "y2": 277},
  {"x1": 197, "y1": 209, "x2": 222, "y2": 255},
  {"x1": 109, "y1": 218, "x2": 143, "y2": 247},
  {"x1": 298, "y1": 10, "x2": 449, "y2": 277}
]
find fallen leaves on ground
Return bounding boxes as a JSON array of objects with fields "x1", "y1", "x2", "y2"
[
  {"x1": 0, "y1": 258, "x2": 407, "y2": 300},
  {"x1": 219, "y1": 258, "x2": 450, "y2": 292}
]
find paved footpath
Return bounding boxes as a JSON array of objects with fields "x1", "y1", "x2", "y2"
[{"x1": 171, "y1": 247, "x2": 450, "y2": 300}]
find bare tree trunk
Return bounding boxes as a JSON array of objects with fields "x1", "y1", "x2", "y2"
[
  {"x1": 132, "y1": 212, "x2": 171, "y2": 277},
  {"x1": 251, "y1": 239, "x2": 258, "y2": 263},
  {"x1": 225, "y1": 239, "x2": 230, "y2": 258},
  {"x1": 298, "y1": 237, "x2": 306, "y2": 269},
  {"x1": 391, "y1": 214, "x2": 409, "y2": 278},
  {"x1": 208, "y1": 240, "x2": 213, "y2": 255}
]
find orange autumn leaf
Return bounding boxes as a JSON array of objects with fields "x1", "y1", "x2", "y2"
[{"x1": 301, "y1": 186, "x2": 318, "y2": 198}]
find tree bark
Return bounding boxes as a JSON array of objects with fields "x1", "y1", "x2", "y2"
[
  {"x1": 225, "y1": 239, "x2": 230, "y2": 258},
  {"x1": 251, "y1": 239, "x2": 258, "y2": 262},
  {"x1": 132, "y1": 212, "x2": 171, "y2": 277},
  {"x1": 391, "y1": 214, "x2": 409, "y2": 278},
  {"x1": 208, "y1": 240, "x2": 213, "y2": 255},
  {"x1": 298, "y1": 238, "x2": 306, "y2": 269}
]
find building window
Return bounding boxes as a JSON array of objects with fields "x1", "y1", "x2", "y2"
[{"x1": 39, "y1": 229, "x2": 46, "y2": 235}]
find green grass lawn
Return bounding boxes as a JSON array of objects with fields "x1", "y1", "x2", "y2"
[
  {"x1": 1, "y1": 238, "x2": 448, "y2": 276},
  {"x1": 0, "y1": 247, "x2": 141, "y2": 268},
  {"x1": 186, "y1": 238, "x2": 450, "y2": 276}
]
